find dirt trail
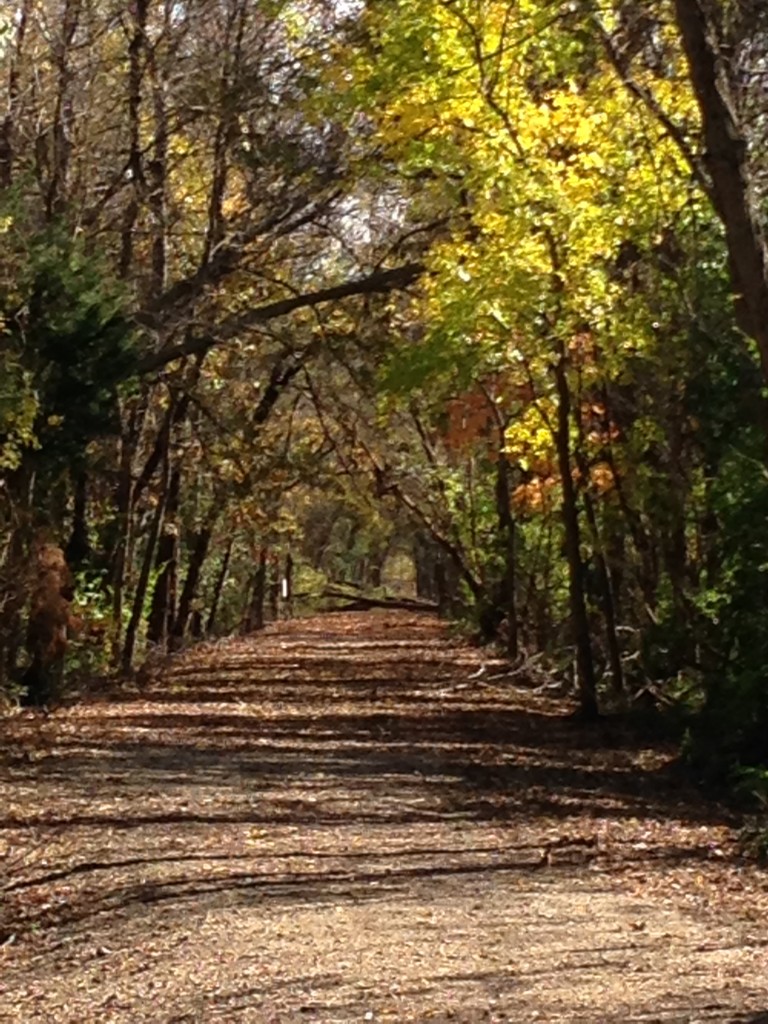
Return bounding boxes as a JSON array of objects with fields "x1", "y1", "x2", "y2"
[{"x1": 1, "y1": 611, "x2": 767, "y2": 1023}]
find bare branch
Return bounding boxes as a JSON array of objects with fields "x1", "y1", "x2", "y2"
[{"x1": 137, "y1": 261, "x2": 424, "y2": 374}]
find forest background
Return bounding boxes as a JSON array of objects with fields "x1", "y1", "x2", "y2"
[{"x1": 1, "y1": 0, "x2": 767, "y2": 790}]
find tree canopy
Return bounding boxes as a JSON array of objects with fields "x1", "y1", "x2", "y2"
[{"x1": 2, "y1": 0, "x2": 767, "y2": 779}]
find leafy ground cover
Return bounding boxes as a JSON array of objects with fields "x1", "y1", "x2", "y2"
[{"x1": 1, "y1": 611, "x2": 766, "y2": 1023}]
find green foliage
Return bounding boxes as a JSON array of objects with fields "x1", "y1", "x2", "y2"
[
  {"x1": 0, "y1": 351, "x2": 38, "y2": 471},
  {"x1": 381, "y1": 327, "x2": 477, "y2": 396},
  {"x1": 689, "y1": 464, "x2": 768, "y2": 772},
  {"x1": 665, "y1": 295, "x2": 768, "y2": 774},
  {"x1": 0, "y1": 207, "x2": 139, "y2": 474},
  {"x1": 66, "y1": 569, "x2": 113, "y2": 682}
]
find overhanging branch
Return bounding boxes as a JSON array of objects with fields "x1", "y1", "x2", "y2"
[{"x1": 137, "y1": 261, "x2": 424, "y2": 375}]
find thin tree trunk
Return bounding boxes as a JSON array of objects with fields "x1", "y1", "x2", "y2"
[
  {"x1": 147, "y1": 18, "x2": 169, "y2": 299},
  {"x1": 146, "y1": 466, "x2": 181, "y2": 647},
  {"x1": 494, "y1": 450, "x2": 519, "y2": 658},
  {"x1": 170, "y1": 515, "x2": 216, "y2": 647},
  {"x1": 268, "y1": 556, "x2": 279, "y2": 622},
  {"x1": 554, "y1": 351, "x2": 598, "y2": 718},
  {"x1": 0, "y1": 476, "x2": 33, "y2": 687},
  {"x1": 378, "y1": 470, "x2": 485, "y2": 605},
  {"x1": 433, "y1": 558, "x2": 449, "y2": 614},
  {"x1": 582, "y1": 487, "x2": 624, "y2": 694},
  {"x1": 243, "y1": 547, "x2": 268, "y2": 633},
  {"x1": 200, "y1": 0, "x2": 246, "y2": 266},
  {"x1": 119, "y1": 0, "x2": 148, "y2": 277},
  {"x1": 65, "y1": 468, "x2": 91, "y2": 568},
  {"x1": 413, "y1": 532, "x2": 436, "y2": 601},
  {"x1": 133, "y1": 398, "x2": 187, "y2": 506},
  {"x1": 284, "y1": 551, "x2": 294, "y2": 619},
  {"x1": 45, "y1": 0, "x2": 81, "y2": 218},
  {"x1": 603, "y1": 446, "x2": 659, "y2": 612},
  {"x1": 573, "y1": 401, "x2": 624, "y2": 693},
  {"x1": 206, "y1": 536, "x2": 233, "y2": 635},
  {"x1": 111, "y1": 396, "x2": 147, "y2": 661},
  {"x1": 132, "y1": 355, "x2": 204, "y2": 507},
  {"x1": 122, "y1": 437, "x2": 171, "y2": 673},
  {"x1": 478, "y1": 383, "x2": 519, "y2": 655}
]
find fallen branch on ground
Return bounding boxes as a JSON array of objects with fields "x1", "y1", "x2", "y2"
[{"x1": 320, "y1": 587, "x2": 438, "y2": 613}]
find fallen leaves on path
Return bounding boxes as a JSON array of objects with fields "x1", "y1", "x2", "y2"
[{"x1": 1, "y1": 612, "x2": 766, "y2": 1022}]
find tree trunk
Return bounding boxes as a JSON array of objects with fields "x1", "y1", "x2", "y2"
[
  {"x1": 206, "y1": 536, "x2": 233, "y2": 636},
  {"x1": 122, "y1": 479, "x2": 167, "y2": 671},
  {"x1": 110, "y1": 396, "x2": 146, "y2": 661},
  {"x1": 384, "y1": 476, "x2": 485, "y2": 606},
  {"x1": 414, "y1": 532, "x2": 437, "y2": 600},
  {"x1": 268, "y1": 557, "x2": 279, "y2": 622},
  {"x1": 493, "y1": 450, "x2": 519, "y2": 658},
  {"x1": 170, "y1": 516, "x2": 215, "y2": 648},
  {"x1": 413, "y1": 531, "x2": 462, "y2": 612},
  {"x1": 65, "y1": 468, "x2": 91, "y2": 568},
  {"x1": 44, "y1": 0, "x2": 81, "y2": 218},
  {"x1": 146, "y1": 467, "x2": 180, "y2": 647},
  {"x1": 122, "y1": 444, "x2": 170, "y2": 673},
  {"x1": 582, "y1": 487, "x2": 624, "y2": 694},
  {"x1": 554, "y1": 352, "x2": 599, "y2": 718},
  {"x1": 0, "y1": 0, "x2": 32, "y2": 188},
  {"x1": 0, "y1": 484, "x2": 33, "y2": 688},
  {"x1": 147, "y1": 28, "x2": 169, "y2": 300},
  {"x1": 367, "y1": 538, "x2": 390, "y2": 590},
  {"x1": 283, "y1": 551, "x2": 294, "y2": 619},
  {"x1": 243, "y1": 547, "x2": 268, "y2": 633},
  {"x1": 603, "y1": 446, "x2": 659, "y2": 612},
  {"x1": 119, "y1": 0, "x2": 148, "y2": 277},
  {"x1": 572, "y1": 408, "x2": 624, "y2": 693},
  {"x1": 673, "y1": 0, "x2": 768, "y2": 384}
]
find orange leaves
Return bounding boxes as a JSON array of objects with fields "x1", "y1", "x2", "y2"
[
  {"x1": 580, "y1": 400, "x2": 621, "y2": 448},
  {"x1": 589, "y1": 461, "x2": 616, "y2": 495},
  {"x1": 568, "y1": 330, "x2": 598, "y2": 365},
  {"x1": 444, "y1": 389, "x2": 496, "y2": 453},
  {"x1": 511, "y1": 460, "x2": 616, "y2": 514},
  {"x1": 442, "y1": 372, "x2": 535, "y2": 455},
  {"x1": 512, "y1": 475, "x2": 558, "y2": 513}
]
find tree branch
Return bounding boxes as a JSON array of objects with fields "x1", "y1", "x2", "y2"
[
  {"x1": 137, "y1": 261, "x2": 424, "y2": 374},
  {"x1": 593, "y1": 14, "x2": 711, "y2": 198},
  {"x1": 135, "y1": 193, "x2": 340, "y2": 330}
]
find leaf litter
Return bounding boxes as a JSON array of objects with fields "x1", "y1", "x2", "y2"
[{"x1": 0, "y1": 611, "x2": 766, "y2": 1022}]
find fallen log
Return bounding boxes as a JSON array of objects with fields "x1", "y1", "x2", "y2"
[{"x1": 320, "y1": 587, "x2": 438, "y2": 613}]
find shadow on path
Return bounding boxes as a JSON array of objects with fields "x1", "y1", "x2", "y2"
[{"x1": 0, "y1": 612, "x2": 748, "y2": 945}]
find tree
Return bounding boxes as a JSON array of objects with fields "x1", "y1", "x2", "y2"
[
  {"x1": 0, "y1": 0, "x2": 426, "y2": 689},
  {"x1": 340, "y1": 0, "x2": 710, "y2": 714},
  {"x1": 2, "y1": 0, "x2": 767, "y2": 775},
  {"x1": 669, "y1": 1, "x2": 768, "y2": 381}
]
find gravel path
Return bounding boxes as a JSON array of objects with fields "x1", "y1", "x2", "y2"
[{"x1": 1, "y1": 612, "x2": 767, "y2": 1022}]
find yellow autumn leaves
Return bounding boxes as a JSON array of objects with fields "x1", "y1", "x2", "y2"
[{"x1": 345, "y1": 0, "x2": 706, "y2": 509}]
